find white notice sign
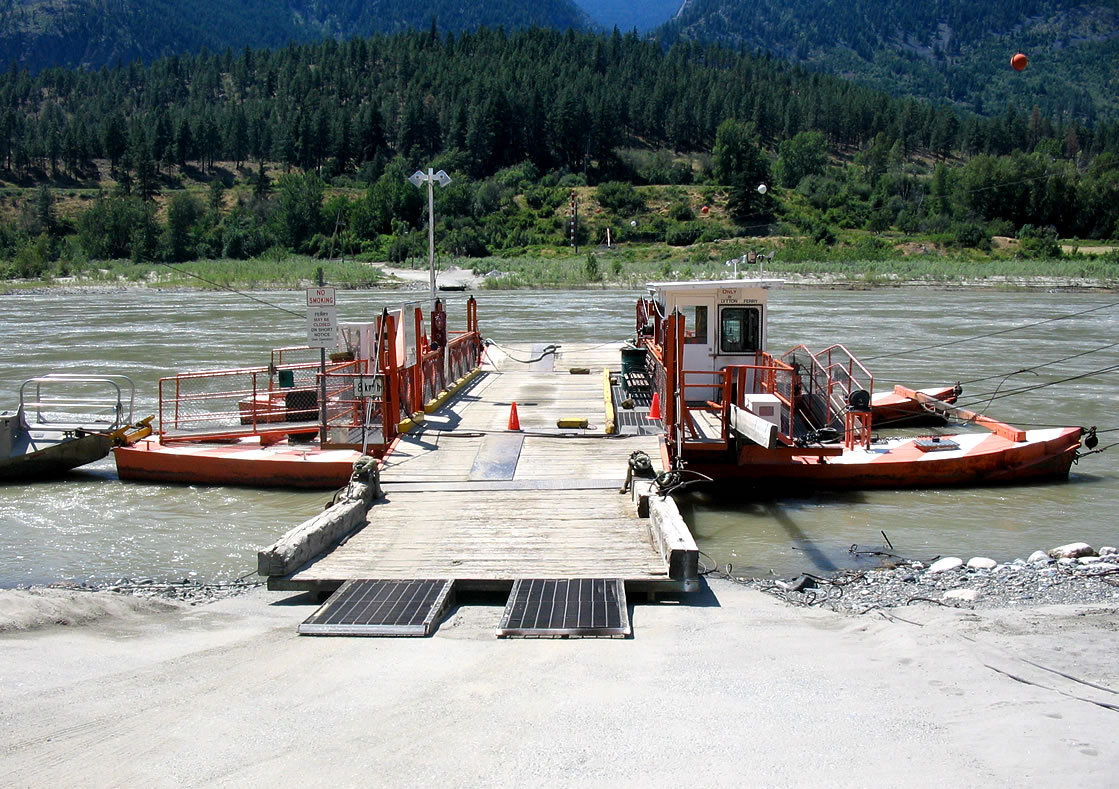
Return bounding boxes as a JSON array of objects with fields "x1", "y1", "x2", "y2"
[
  {"x1": 353, "y1": 374, "x2": 385, "y2": 400},
  {"x1": 306, "y1": 287, "x2": 338, "y2": 349}
]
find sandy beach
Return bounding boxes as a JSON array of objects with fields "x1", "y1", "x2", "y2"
[{"x1": 1, "y1": 581, "x2": 1116, "y2": 787}]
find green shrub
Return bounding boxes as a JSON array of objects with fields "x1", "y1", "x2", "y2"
[
  {"x1": 952, "y1": 222, "x2": 991, "y2": 250},
  {"x1": 669, "y1": 200, "x2": 695, "y2": 221},
  {"x1": 1016, "y1": 224, "x2": 1061, "y2": 258},
  {"x1": 595, "y1": 181, "x2": 645, "y2": 215},
  {"x1": 665, "y1": 222, "x2": 703, "y2": 246},
  {"x1": 584, "y1": 252, "x2": 600, "y2": 280},
  {"x1": 812, "y1": 224, "x2": 837, "y2": 245}
]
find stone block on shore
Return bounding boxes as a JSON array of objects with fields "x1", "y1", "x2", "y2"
[
  {"x1": 928, "y1": 557, "x2": 964, "y2": 574},
  {"x1": 1049, "y1": 542, "x2": 1095, "y2": 560},
  {"x1": 967, "y1": 557, "x2": 997, "y2": 570}
]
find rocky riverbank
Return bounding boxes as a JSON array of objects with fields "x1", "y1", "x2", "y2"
[{"x1": 727, "y1": 541, "x2": 1119, "y2": 614}]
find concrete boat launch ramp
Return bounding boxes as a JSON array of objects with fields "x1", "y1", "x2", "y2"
[{"x1": 259, "y1": 343, "x2": 699, "y2": 636}]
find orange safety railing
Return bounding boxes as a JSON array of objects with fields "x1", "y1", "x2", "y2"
[
  {"x1": 722, "y1": 354, "x2": 800, "y2": 445},
  {"x1": 155, "y1": 297, "x2": 484, "y2": 452},
  {"x1": 447, "y1": 330, "x2": 483, "y2": 382},
  {"x1": 639, "y1": 299, "x2": 881, "y2": 460},
  {"x1": 158, "y1": 359, "x2": 362, "y2": 441},
  {"x1": 271, "y1": 346, "x2": 326, "y2": 367},
  {"x1": 781, "y1": 344, "x2": 873, "y2": 435},
  {"x1": 317, "y1": 369, "x2": 389, "y2": 451},
  {"x1": 640, "y1": 305, "x2": 804, "y2": 462}
]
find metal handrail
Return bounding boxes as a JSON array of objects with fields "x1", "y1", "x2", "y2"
[
  {"x1": 19, "y1": 373, "x2": 136, "y2": 431},
  {"x1": 815, "y1": 343, "x2": 874, "y2": 394}
]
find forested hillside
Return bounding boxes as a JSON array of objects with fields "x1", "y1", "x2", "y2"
[
  {"x1": 660, "y1": 0, "x2": 1119, "y2": 122},
  {"x1": 0, "y1": 0, "x2": 591, "y2": 72},
  {"x1": 2, "y1": 28, "x2": 1118, "y2": 278}
]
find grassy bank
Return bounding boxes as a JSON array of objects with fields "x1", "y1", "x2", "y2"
[
  {"x1": 4, "y1": 245, "x2": 1119, "y2": 293},
  {"x1": 1, "y1": 255, "x2": 388, "y2": 292},
  {"x1": 470, "y1": 245, "x2": 1119, "y2": 290}
]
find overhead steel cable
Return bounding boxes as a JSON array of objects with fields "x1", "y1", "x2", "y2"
[
  {"x1": 154, "y1": 260, "x2": 304, "y2": 317},
  {"x1": 956, "y1": 340, "x2": 1119, "y2": 385},
  {"x1": 952, "y1": 361, "x2": 1119, "y2": 412},
  {"x1": 864, "y1": 299, "x2": 1119, "y2": 362}
]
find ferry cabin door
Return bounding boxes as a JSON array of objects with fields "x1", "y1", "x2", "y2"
[
  {"x1": 717, "y1": 304, "x2": 764, "y2": 394},
  {"x1": 678, "y1": 298, "x2": 717, "y2": 402}
]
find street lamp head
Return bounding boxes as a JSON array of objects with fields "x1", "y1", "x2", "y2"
[
  {"x1": 408, "y1": 170, "x2": 427, "y2": 188},
  {"x1": 434, "y1": 170, "x2": 452, "y2": 187}
]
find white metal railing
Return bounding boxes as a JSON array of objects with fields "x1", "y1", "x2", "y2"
[{"x1": 18, "y1": 373, "x2": 136, "y2": 432}]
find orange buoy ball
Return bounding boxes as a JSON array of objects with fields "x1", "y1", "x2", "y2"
[{"x1": 1011, "y1": 52, "x2": 1028, "y2": 71}]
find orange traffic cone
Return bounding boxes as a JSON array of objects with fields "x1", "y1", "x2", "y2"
[
  {"x1": 507, "y1": 401, "x2": 521, "y2": 431},
  {"x1": 648, "y1": 392, "x2": 661, "y2": 421}
]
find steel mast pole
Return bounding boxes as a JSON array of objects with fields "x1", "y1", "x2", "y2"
[
  {"x1": 409, "y1": 167, "x2": 451, "y2": 315},
  {"x1": 427, "y1": 169, "x2": 436, "y2": 313}
]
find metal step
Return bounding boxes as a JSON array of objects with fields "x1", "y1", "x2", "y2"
[
  {"x1": 611, "y1": 383, "x2": 660, "y2": 435},
  {"x1": 299, "y1": 579, "x2": 455, "y2": 637},
  {"x1": 497, "y1": 578, "x2": 630, "y2": 638}
]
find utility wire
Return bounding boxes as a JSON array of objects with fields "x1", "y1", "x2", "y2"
[
  {"x1": 155, "y1": 261, "x2": 304, "y2": 317},
  {"x1": 863, "y1": 299, "x2": 1119, "y2": 362},
  {"x1": 954, "y1": 362, "x2": 1119, "y2": 411},
  {"x1": 957, "y1": 340, "x2": 1119, "y2": 385}
]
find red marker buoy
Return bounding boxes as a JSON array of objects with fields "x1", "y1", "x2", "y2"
[{"x1": 1011, "y1": 52, "x2": 1028, "y2": 71}]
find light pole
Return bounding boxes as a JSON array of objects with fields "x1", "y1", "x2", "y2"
[{"x1": 408, "y1": 167, "x2": 452, "y2": 311}]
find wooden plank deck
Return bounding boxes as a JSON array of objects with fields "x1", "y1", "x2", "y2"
[{"x1": 280, "y1": 343, "x2": 680, "y2": 592}]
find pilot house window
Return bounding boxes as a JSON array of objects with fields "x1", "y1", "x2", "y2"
[
  {"x1": 720, "y1": 307, "x2": 761, "y2": 353},
  {"x1": 683, "y1": 305, "x2": 708, "y2": 344}
]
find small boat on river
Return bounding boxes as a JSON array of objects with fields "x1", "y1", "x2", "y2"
[
  {"x1": 1, "y1": 374, "x2": 151, "y2": 481},
  {"x1": 113, "y1": 298, "x2": 484, "y2": 488},
  {"x1": 622, "y1": 279, "x2": 1084, "y2": 490}
]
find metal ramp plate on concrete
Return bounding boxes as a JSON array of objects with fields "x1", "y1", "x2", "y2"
[
  {"x1": 299, "y1": 579, "x2": 454, "y2": 637},
  {"x1": 497, "y1": 578, "x2": 630, "y2": 638}
]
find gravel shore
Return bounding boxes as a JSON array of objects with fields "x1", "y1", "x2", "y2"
[{"x1": 724, "y1": 545, "x2": 1119, "y2": 614}]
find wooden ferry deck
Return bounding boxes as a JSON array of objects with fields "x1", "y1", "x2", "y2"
[{"x1": 268, "y1": 343, "x2": 696, "y2": 595}]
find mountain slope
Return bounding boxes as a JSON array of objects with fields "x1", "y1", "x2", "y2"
[
  {"x1": 0, "y1": 0, "x2": 592, "y2": 72},
  {"x1": 658, "y1": 0, "x2": 1119, "y2": 121},
  {"x1": 571, "y1": 0, "x2": 682, "y2": 33}
]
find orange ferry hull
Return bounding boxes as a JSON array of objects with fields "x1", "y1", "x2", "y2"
[
  {"x1": 114, "y1": 437, "x2": 361, "y2": 488},
  {"x1": 682, "y1": 427, "x2": 1082, "y2": 490}
]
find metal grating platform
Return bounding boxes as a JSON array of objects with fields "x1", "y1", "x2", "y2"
[
  {"x1": 612, "y1": 383, "x2": 660, "y2": 435},
  {"x1": 915, "y1": 437, "x2": 961, "y2": 452},
  {"x1": 497, "y1": 578, "x2": 630, "y2": 638},
  {"x1": 299, "y1": 579, "x2": 455, "y2": 637}
]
